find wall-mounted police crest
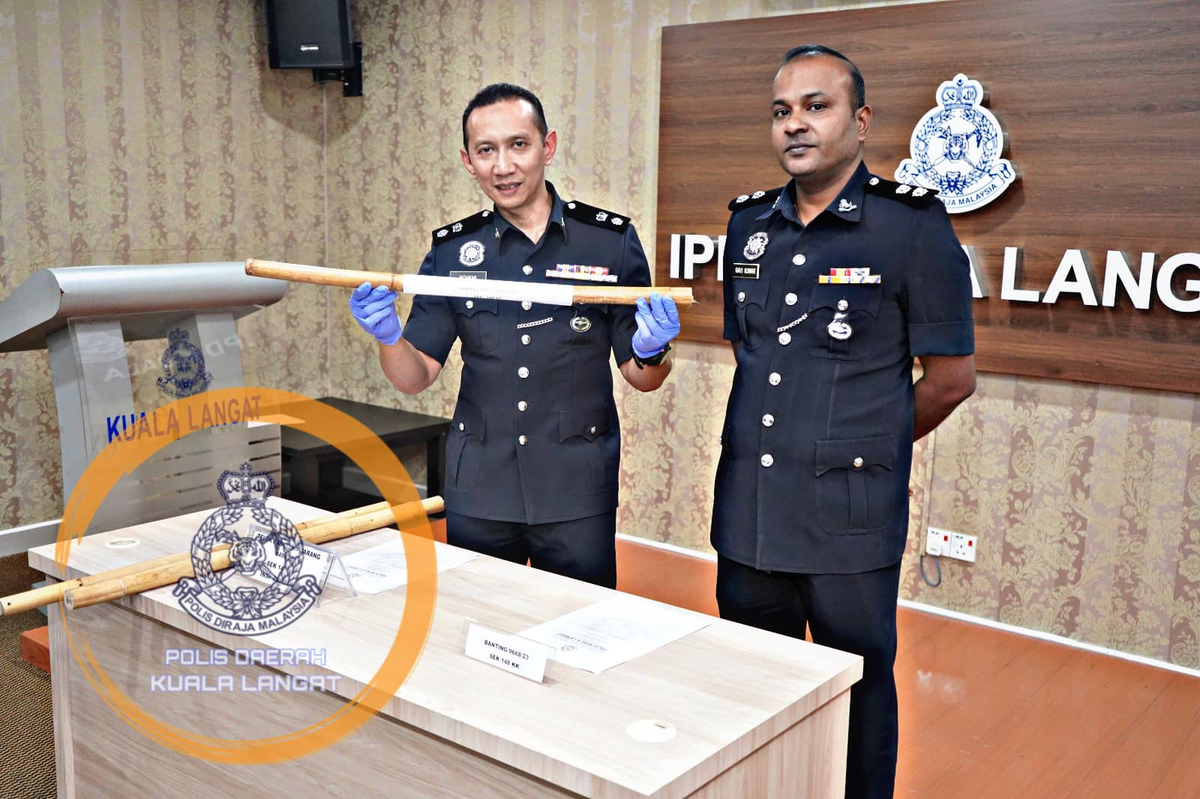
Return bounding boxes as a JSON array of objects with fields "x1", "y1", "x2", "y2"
[
  {"x1": 174, "y1": 464, "x2": 321, "y2": 635},
  {"x1": 896, "y1": 74, "x2": 1017, "y2": 214},
  {"x1": 156, "y1": 328, "x2": 213, "y2": 398},
  {"x1": 459, "y1": 240, "x2": 485, "y2": 267},
  {"x1": 743, "y1": 231, "x2": 769, "y2": 261}
]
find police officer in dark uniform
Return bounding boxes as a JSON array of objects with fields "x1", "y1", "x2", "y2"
[
  {"x1": 349, "y1": 83, "x2": 680, "y2": 588},
  {"x1": 712, "y1": 47, "x2": 976, "y2": 798}
]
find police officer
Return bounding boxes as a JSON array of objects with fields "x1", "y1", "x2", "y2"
[
  {"x1": 712, "y1": 46, "x2": 976, "y2": 798},
  {"x1": 349, "y1": 83, "x2": 680, "y2": 589}
]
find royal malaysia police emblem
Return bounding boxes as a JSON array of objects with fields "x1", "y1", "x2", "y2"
[
  {"x1": 896, "y1": 74, "x2": 1017, "y2": 213},
  {"x1": 173, "y1": 464, "x2": 322, "y2": 635},
  {"x1": 459, "y1": 240, "x2": 485, "y2": 267},
  {"x1": 156, "y1": 328, "x2": 213, "y2": 398},
  {"x1": 743, "y1": 231, "x2": 769, "y2": 261}
]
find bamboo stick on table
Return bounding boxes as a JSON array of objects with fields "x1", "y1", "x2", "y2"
[
  {"x1": 244, "y1": 258, "x2": 695, "y2": 308},
  {"x1": 0, "y1": 499, "x2": 413, "y2": 617},
  {"x1": 62, "y1": 496, "x2": 442, "y2": 611}
]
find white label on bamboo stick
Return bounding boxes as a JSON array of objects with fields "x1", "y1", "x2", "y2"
[
  {"x1": 464, "y1": 623, "x2": 552, "y2": 683},
  {"x1": 402, "y1": 274, "x2": 574, "y2": 306}
]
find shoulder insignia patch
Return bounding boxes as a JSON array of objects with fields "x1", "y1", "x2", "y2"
[
  {"x1": 864, "y1": 175, "x2": 940, "y2": 206},
  {"x1": 563, "y1": 200, "x2": 629, "y2": 229},
  {"x1": 431, "y1": 209, "x2": 493, "y2": 245},
  {"x1": 728, "y1": 187, "x2": 783, "y2": 211}
]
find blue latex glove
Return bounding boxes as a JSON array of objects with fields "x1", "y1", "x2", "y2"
[
  {"x1": 349, "y1": 282, "x2": 402, "y2": 345},
  {"x1": 632, "y1": 292, "x2": 681, "y2": 358}
]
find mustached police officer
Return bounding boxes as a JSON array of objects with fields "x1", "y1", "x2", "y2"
[
  {"x1": 712, "y1": 47, "x2": 976, "y2": 798},
  {"x1": 349, "y1": 83, "x2": 680, "y2": 588}
]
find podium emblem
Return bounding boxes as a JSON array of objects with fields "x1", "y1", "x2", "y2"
[{"x1": 156, "y1": 328, "x2": 213, "y2": 398}]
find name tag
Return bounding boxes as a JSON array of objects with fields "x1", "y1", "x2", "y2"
[
  {"x1": 449, "y1": 270, "x2": 487, "y2": 279},
  {"x1": 464, "y1": 623, "x2": 552, "y2": 683},
  {"x1": 732, "y1": 263, "x2": 760, "y2": 280}
]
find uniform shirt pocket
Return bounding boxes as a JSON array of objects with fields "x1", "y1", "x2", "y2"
[
  {"x1": 813, "y1": 434, "x2": 898, "y2": 533},
  {"x1": 806, "y1": 283, "x2": 884, "y2": 360},
  {"x1": 733, "y1": 280, "x2": 771, "y2": 350},
  {"x1": 448, "y1": 401, "x2": 486, "y2": 490},
  {"x1": 557, "y1": 407, "x2": 612, "y2": 486},
  {"x1": 453, "y1": 297, "x2": 501, "y2": 354}
]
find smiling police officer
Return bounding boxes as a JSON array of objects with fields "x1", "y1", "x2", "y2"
[
  {"x1": 349, "y1": 83, "x2": 680, "y2": 589},
  {"x1": 711, "y1": 47, "x2": 976, "y2": 798}
]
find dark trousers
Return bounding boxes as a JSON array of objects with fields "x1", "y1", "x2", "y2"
[
  {"x1": 716, "y1": 554, "x2": 902, "y2": 799},
  {"x1": 445, "y1": 511, "x2": 618, "y2": 589}
]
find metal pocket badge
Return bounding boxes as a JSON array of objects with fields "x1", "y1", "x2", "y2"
[{"x1": 827, "y1": 312, "x2": 853, "y2": 341}]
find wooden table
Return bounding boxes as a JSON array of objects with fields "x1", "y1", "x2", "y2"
[
  {"x1": 31, "y1": 499, "x2": 861, "y2": 798},
  {"x1": 280, "y1": 396, "x2": 451, "y2": 510}
]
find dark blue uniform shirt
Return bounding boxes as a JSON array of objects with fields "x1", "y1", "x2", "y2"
[
  {"x1": 403, "y1": 183, "x2": 649, "y2": 524},
  {"x1": 711, "y1": 161, "x2": 974, "y2": 574}
]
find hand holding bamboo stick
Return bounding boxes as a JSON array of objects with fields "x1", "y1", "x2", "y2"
[{"x1": 245, "y1": 258, "x2": 694, "y2": 309}]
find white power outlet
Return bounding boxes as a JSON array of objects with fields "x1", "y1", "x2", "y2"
[
  {"x1": 948, "y1": 532, "x2": 978, "y2": 563},
  {"x1": 925, "y1": 527, "x2": 950, "y2": 556}
]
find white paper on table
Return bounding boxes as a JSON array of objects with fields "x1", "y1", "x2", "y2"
[
  {"x1": 337, "y1": 539, "x2": 478, "y2": 595},
  {"x1": 518, "y1": 593, "x2": 712, "y2": 674}
]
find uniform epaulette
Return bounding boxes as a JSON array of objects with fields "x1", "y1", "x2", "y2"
[
  {"x1": 728, "y1": 187, "x2": 783, "y2": 211},
  {"x1": 431, "y1": 209, "x2": 494, "y2": 245},
  {"x1": 563, "y1": 200, "x2": 629, "y2": 230},
  {"x1": 864, "y1": 176, "x2": 939, "y2": 206}
]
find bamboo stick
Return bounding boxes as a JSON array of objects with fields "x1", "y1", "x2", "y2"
[
  {"x1": 63, "y1": 496, "x2": 442, "y2": 611},
  {"x1": 245, "y1": 258, "x2": 695, "y2": 308},
  {"x1": 0, "y1": 499, "x2": 399, "y2": 617}
]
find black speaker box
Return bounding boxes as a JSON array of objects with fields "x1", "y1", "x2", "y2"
[{"x1": 266, "y1": 0, "x2": 354, "y2": 69}]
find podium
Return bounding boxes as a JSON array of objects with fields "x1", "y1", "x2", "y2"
[
  {"x1": 31, "y1": 498, "x2": 862, "y2": 798},
  {"x1": 0, "y1": 263, "x2": 286, "y2": 555}
]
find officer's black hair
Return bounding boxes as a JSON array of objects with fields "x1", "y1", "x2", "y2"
[
  {"x1": 780, "y1": 45, "x2": 866, "y2": 111},
  {"x1": 461, "y1": 83, "x2": 549, "y2": 150}
]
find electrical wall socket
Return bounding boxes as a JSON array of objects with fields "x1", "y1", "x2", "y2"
[
  {"x1": 948, "y1": 532, "x2": 978, "y2": 563},
  {"x1": 926, "y1": 527, "x2": 978, "y2": 562}
]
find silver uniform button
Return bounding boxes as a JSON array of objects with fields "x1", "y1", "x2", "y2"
[
  {"x1": 838, "y1": 299, "x2": 849, "y2": 312},
  {"x1": 518, "y1": 435, "x2": 528, "y2": 446},
  {"x1": 521, "y1": 300, "x2": 532, "y2": 311},
  {"x1": 518, "y1": 401, "x2": 528, "y2": 411},
  {"x1": 518, "y1": 366, "x2": 529, "y2": 378},
  {"x1": 769, "y1": 372, "x2": 782, "y2": 386},
  {"x1": 793, "y1": 254, "x2": 806, "y2": 266},
  {"x1": 521, "y1": 334, "x2": 531, "y2": 345},
  {"x1": 465, "y1": 300, "x2": 474, "y2": 309},
  {"x1": 589, "y1": 425, "x2": 597, "y2": 434},
  {"x1": 778, "y1": 331, "x2": 792, "y2": 345},
  {"x1": 737, "y1": 291, "x2": 746, "y2": 302},
  {"x1": 785, "y1": 292, "x2": 797, "y2": 306},
  {"x1": 522, "y1": 264, "x2": 533, "y2": 275},
  {"x1": 458, "y1": 422, "x2": 465, "y2": 431},
  {"x1": 760, "y1": 453, "x2": 774, "y2": 468},
  {"x1": 762, "y1": 414, "x2": 774, "y2": 427},
  {"x1": 853, "y1": 456, "x2": 864, "y2": 468}
]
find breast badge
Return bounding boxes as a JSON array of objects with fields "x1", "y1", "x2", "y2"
[
  {"x1": 743, "y1": 231, "x2": 769, "y2": 261},
  {"x1": 459, "y1": 240, "x2": 486, "y2": 267}
]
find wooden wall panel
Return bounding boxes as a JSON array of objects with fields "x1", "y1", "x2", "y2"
[{"x1": 655, "y1": 0, "x2": 1200, "y2": 393}]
